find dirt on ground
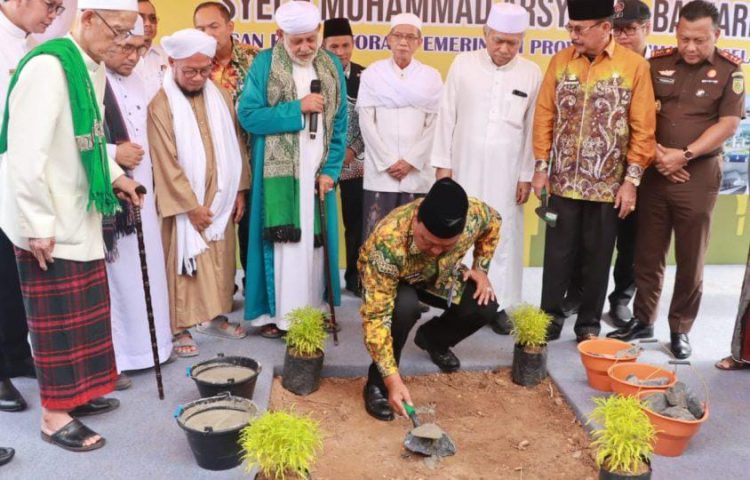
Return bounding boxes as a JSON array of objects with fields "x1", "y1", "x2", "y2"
[{"x1": 269, "y1": 369, "x2": 598, "y2": 480}]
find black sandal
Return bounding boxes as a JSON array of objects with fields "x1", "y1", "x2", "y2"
[
  {"x1": 41, "y1": 419, "x2": 106, "y2": 452},
  {"x1": 259, "y1": 324, "x2": 287, "y2": 339},
  {"x1": 69, "y1": 397, "x2": 120, "y2": 418}
]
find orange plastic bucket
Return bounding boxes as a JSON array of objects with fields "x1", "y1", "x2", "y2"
[
  {"x1": 577, "y1": 339, "x2": 638, "y2": 391},
  {"x1": 638, "y1": 389, "x2": 709, "y2": 457},
  {"x1": 608, "y1": 363, "x2": 678, "y2": 397}
]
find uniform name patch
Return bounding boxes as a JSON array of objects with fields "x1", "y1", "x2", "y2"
[{"x1": 657, "y1": 77, "x2": 675, "y2": 84}]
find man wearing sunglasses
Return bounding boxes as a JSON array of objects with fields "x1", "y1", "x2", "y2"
[{"x1": 532, "y1": 0, "x2": 656, "y2": 343}]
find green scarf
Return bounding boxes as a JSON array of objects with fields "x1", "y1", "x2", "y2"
[
  {"x1": 0, "y1": 38, "x2": 120, "y2": 216},
  {"x1": 263, "y1": 44, "x2": 340, "y2": 244}
]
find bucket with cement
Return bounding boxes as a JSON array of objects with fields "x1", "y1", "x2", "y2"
[
  {"x1": 189, "y1": 353, "x2": 261, "y2": 400},
  {"x1": 175, "y1": 393, "x2": 259, "y2": 470}
]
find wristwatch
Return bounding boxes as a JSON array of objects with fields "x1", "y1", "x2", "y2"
[
  {"x1": 683, "y1": 147, "x2": 694, "y2": 161},
  {"x1": 624, "y1": 176, "x2": 641, "y2": 187},
  {"x1": 534, "y1": 160, "x2": 549, "y2": 173}
]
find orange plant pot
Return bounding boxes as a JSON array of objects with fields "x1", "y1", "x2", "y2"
[
  {"x1": 577, "y1": 339, "x2": 638, "y2": 392},
  {"x1": 608, "y1": 363, "x2": 678, "y2": 397},
  {"x1": 638, "y1": 390, "x2": 709, "y2": 457}
]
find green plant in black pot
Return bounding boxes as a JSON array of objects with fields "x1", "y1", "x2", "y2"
[
  {"x1": 588, "y1": 395, "x2": 656, "y2": 480},
  {"x1": 509, "y1": 304, "x2": 551, "y2": 386},
  {"x1": 240, "y1": 410, "x2": 322, "y2": 480},
  {"x1": 281, "y1": 306, "x2": 328, "y2": 396}
]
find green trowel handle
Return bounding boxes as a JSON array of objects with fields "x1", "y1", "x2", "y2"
[
  {"x1": 402, "y1": 402, "x2": 420, "y2": 427},
  {"x1": 540, "y1": 187, "x2": 548, "y2": 207}
]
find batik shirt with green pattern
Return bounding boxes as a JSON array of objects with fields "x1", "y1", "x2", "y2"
[
  {"x1": 358, "y1": 198, "x2": 501, "y2": 377},
  {"x1": 210, "y1": 40, "x2": 258, "y2": 102}
]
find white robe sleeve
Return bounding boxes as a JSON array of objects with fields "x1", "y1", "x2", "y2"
[
  {"x1": 403, "y1": 111, "x2": 437, "y2": 170},
  {"x1": 430, "y1": 59, "x2": 460, "y2": 170},
  {"x1": 359, "y1": 106, "x2": 398, "y2": 172},
  {"x1": 519, "y1": 67, "x2": 542, "y2": 183}
]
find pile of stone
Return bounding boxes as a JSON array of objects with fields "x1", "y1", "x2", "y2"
[
  {"x1": 624, "y1": 374, "x2": 670, "y2": 387},
  {"x1": 642, "y1": 382, "x2": 705, "y2": 421}
]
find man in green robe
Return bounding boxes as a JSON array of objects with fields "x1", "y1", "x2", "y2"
[{"x1": 238, "y1": 0, "x2": 347, "y2": 337}]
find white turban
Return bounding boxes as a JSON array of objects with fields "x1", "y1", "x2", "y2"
[
  {"x1": 486, "y1": 2, "x2": 530, "y2": 34},
  {"x1": 78, "y1": 0, "x2": 137, "y2": 11},
  {"x1": 162, "y1": 29, "x2": 217, "y2": 60},
  {"x1": 275, "y1": 1, "x2": 321, "y2": 35},
  {"x1": 390, "y1": 13, "x2": 422, "y2": 32},
  {"x1": 131, "y1": 15, "x2": 144, "y2": 36}
]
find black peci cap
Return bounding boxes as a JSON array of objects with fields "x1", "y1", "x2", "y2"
[
  {"x1": 323, "y1": 18, "x2": 353, "y2": 38},
  {"x1": 568, "y1": 0, "x2": 615, "y2": 21},
  {"x1": 417, "y1": 178, "x2": 469, "y2": 239}
]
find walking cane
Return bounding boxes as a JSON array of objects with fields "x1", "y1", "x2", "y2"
[
  {"x1": 318, "y1": 190, "x2": 340, "y2": 346},
  {"x1": 133, "y1": 185, "x2": 165, "y2": 399}
]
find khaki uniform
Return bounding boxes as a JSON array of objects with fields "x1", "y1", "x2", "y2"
[{"x1": 634, "y1": 47, "x2": 745, "y2": 333}]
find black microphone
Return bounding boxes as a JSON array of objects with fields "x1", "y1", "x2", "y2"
[{"x1": 309, "y1": 79, "x2": 321, "y2": 140}]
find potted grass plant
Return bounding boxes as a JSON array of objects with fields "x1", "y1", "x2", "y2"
[
  {"x1": 240, "y1": 410, "x2": 322, "y2": 480},
  {"x1": 281, "y1": 306, "x2": 328, "y2": 396},
  {"x1": 510, "y1": 304, "x2": 552, "y2": 386},
  {"x1": 589, "y1": 395, "x2": 656, "y2": 480}
]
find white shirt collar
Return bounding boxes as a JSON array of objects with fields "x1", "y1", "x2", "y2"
[{"x1": 0, "y1": 8, "x2": 28, "y2": 40}]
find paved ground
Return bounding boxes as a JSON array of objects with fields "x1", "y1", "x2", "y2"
[{"x1": 1, "y1": 266, "x2": 748, "y2": 479}]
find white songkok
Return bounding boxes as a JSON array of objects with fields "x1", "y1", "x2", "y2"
[
  {"x1": 131, "y1": 16, "x2": 144, "y2": 36},
  {"x1": 78, "y1": 0, "x2": 138, "y2": 11},
  {"x1": 162, "y1": 29, "x2": 217, "y2": 60},
  {"x1": 390, "y1": 13, "x2": 422, "y2": 32},
  {"x1": 486, "y1": 2, "x2": 530, "y2": 34},
  {"x1": 275, "y1": 1, "x2": 321, "y2": 35}
]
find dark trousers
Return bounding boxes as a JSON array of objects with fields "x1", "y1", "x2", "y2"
[
  {"x1": 541, "y1": 196, "x2": 619, "y2": 336},
  {"x1": 0, "y1": 229, "x2": 32, "y2": 380},
  {"x1": 238, "y1": 191, "x2": 249, "y2": 288},
  {"x1": 339, "y1": 178, "x2": 364, "y2": 289},
  {"x1": 633, "y1": 156, "x2": 721, "y2": 333},
  {"x1": 566, "y1": 209, "x2": 637, "y2": 308},
  {"x1": 367, "y1": 281, "x2": 498, "y2": 392}
]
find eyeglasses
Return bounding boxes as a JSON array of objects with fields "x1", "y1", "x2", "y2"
[
  {"x1": 113, "y1": 43, "x2": 149, "y2": 57},
  {"x1": 42, "y1": 0, "x2": 65, "y2": 16},
  {"x1": 94, "y1": 10, "x2": 131, "y2": 43},
  {"x1": 140, "y1": 13, "x2": 159, "y2": 24},
  {"x1": 389, "y1": 32, "x2": 420, "y2": 43},
  {"x1": 565, "y1": 21, "x2": 605, "y2": 36},
  {"x1": 181, "y1": 66, "x2": 213, "y2": 78},
  {"x1": 614, "y1": 24, "x2": 645, "y2": 37}
]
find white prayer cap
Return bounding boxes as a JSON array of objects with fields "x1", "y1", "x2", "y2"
[
  {"x1": 131, "y1": 16, "x2": 144, "y2": 36},
  {"x1": 275, "y1": 1, "x2": 321, "y2": 35},
  {"x1": 390, "y1": 13, "x2": 422, "y2": 32},
  {"x1": 486, "y1": 2, "x2": 530, "y2": 34},
  {"x1": 161, "y1": 29, "x2": 217, "y2": 60},
  {"x1": 78, "y1": 0, "x2": 138, "y2": 11}
]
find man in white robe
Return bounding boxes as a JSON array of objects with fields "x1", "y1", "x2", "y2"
[
  {"x1": 432, "y1": 3, "x2": 541, "y2": 334},
  {"x1": 357, "y1": 13, "x2": 442, "y2": 239},
  {"x1": 103, "y1": 17, "x2": 172, "y2": 388},
  {"x1": 135, "y1": 0, "x2": 166, "y2": 101}
]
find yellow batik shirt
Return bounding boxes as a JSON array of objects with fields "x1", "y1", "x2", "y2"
[
  {"x1": 358, "y1": 198, "x2": 501, "y2": 377},
  {"x1": 533, "y1": 38, "x2": 655, "y2": 202}
]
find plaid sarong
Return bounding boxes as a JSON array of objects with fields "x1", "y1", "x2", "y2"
[{"x1": 14, "y1": 249, "x2": 116, "y2": 410}]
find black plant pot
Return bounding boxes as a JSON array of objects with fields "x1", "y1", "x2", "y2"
[
  {"x1": 511, "y1": 343, "x2": 548, "y2": 387},
  {"x1": 281, "y1": 349, "x2": 324, "y2": 396},
  {"x1": 599, "y1": 463, "x2": 652, "y2": 480}
]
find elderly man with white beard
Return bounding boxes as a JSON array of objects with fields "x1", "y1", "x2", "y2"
[{"x1": 239, "y1": 0, "x2": 347, "y2": 338}]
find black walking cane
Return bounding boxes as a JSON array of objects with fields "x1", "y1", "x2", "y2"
[
  {"x1": 133, "y1": 185, "x2": 165, "y2": 399},
  {"x1": 317, "y1": 189, "x2": 340, "y2": 346}
]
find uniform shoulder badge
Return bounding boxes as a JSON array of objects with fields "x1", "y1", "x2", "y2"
[
  {"x1": 718, "y1": 49, "x2": 742, "y2": 66},
  {"x1": 650, "y1": 47, "x2": 676, "y2": 59}
]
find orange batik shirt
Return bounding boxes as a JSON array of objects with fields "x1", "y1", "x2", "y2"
[{"x1": 533, "y1": 38, "x2": 656, "y2": 202}]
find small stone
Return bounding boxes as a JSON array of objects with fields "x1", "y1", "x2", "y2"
[
  {"x1": 554, "y1": 397, "x2": 564, "y2": 406},
  {"x1": 625, "y1": 374, "x2": 639, "y2": 384},
  {"x1": 643, "y1": 392, "x2": 668, "y2": 413},
  {"x1": 615, "y1": 346, "x2": 640, "y2": 358},
  {"x1": 517, "y1": 440, "x2": 530, "y2": 450},
  {"x1": 640, "y1": 377, "x2": 670, "y2": 387},
  {"x1": 572, "y1": 451, "x2": 582, "y2": 459},
  {"x1": 514, "y1": 467, "x2": 523, "y2": 472},
  {"x1": 686, "y1": 392, "x2": 706, "y2": 419},
  {"x1": 665, "y1": 382, "x2": 689, "y2": 408},
  {"x1": 662, "y1": 406, "x2": 697, "y2": 421}
]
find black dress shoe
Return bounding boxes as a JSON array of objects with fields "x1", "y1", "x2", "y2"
[
  {"x1": 670, "y1": 333, "x2": 692, "y2": 359},
  {"x1": 346, "y1": 283, "x2": 362, "y2": 297},
  {"x1": 0, "y1": 447, "x2": 14, "y2": 466},
  {"x1": 0, "y1": 379, "x2": 27, "y2": 412},
  {"x1": 489, "y1": 310, "x2": 512, "y2": 335},
  {"x1": 69, "y1": 397, "x2": 120, "y2": 418},
  {"x1": 363, "y1": 384, "x2": 394, "y2": 421},
  {"x1": 606, "y1": 319, "x2": 654, "y2": 341},
  {"x1": 414, "y1": 329, "x2": 460, "y2": 373}
]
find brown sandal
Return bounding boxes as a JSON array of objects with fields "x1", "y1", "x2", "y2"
[
  {"x1": 259, "y1": 324, "x2": 287, "y2": 339},
  {"x1": 715, "y1": 356, "x2": 750, "y2": 371}
]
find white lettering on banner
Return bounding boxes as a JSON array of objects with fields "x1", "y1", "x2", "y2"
[{"x1": 652, "y1": 0, "x2": 750, "y2": 39}]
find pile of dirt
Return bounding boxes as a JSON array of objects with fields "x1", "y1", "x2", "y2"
[{"x1": 270, "y1": 369, "x2": 598, "y2": 479}]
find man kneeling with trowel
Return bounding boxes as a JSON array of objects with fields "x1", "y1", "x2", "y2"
[{"x1": 359, "y1": 178, "x2": 501, "y2": 421}]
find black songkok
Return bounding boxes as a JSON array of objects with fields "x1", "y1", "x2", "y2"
[
  {"x1": 418, "y1": 178, "x2": 469, "y2": 239},
  {"x1": 568, "y1": 0, "x2": 615, "y2": 21},
  {"x1": 323, "y1": 18, "x2": 353, "y2": 38}
]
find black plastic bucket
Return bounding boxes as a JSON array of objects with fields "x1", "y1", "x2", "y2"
[
  {"x1": 511, "y1": 343, "x2": 548, "y2": 387},
  {"x1": 599, "y1": 463, "x2": 652, "y2": 479},
  {"x1": 175, "y1": 393, "x2": 259, "y2": 471},
  {"x1": 189, "y1": 353, "x2": 261, "y2": 400},
  {"x1": 281, "y1": 349, "x2": 324, "y2": 396}
]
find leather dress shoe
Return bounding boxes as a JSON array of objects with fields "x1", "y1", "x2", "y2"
[
  {"x1": 0, "y1": 379, "x2": 27, "y2": 412},
  {"x1": 0, "y1": 447, "x2": 14, "y2": 467},
  {"x1": 69, "y1": 397, "x2": 120, "y2": 418},
  {"x1": 363, "y1": 384, "x2": 394, "y2": 421},
  {"x1": 489, "y1": 310, "x2": 512, "y2": 335},
  {"x1": 414, "y1": 329, "x2": 460, "y2": 373},
  {"x1": 670, "y1": 333, "x2": 692, "y2": 359},
  {"x1": 607, "y1": 304, "x2": 633, "y2": 329},
  {"x1": 606, "y1": 319, "x2": 654, "y2": 342}
]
